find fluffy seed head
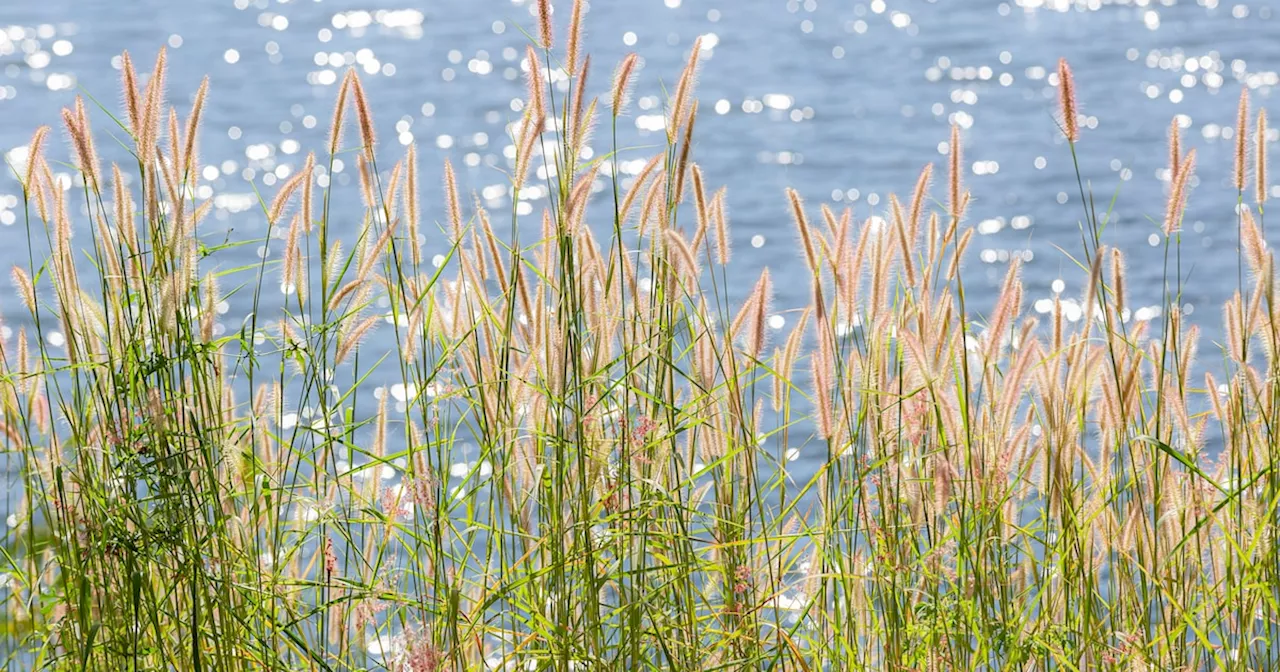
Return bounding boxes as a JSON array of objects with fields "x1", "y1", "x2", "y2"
[
  {"x1": 525, "y1": 46, "x2": 546, "y2": 123},
  {"x1": 566, "y1": 0, "x2": 585, "y2": 78},
  {"x1": 141, "y1": 47, "x2": 167, "y2": 164},
  {"x1": 537, "y1": 0, "x2": 554, "y2": 49},
  {"x1": 668, "y1": 36, "x2": 703, "y2": 144},
  {"x1": 610, "y1": 53, "x2": 639, "y2": 116},
  {"x1": 300, "y1": 152, "x2": 315, "y2": 232},
  {"x1": 444, "y1": 158, "x2": 463, "y2": 244},
  {"x1": 948, "y1": 124, "x2": 963, "y2": 221},
  {"x1": 1057, "y1": 58, "x2": 1078, "y2": 142},
  {"x1": 11, "y1": 267, "x2": 36, "y2": 314},
  {"x1": 120, "y1": 50, "x2": 142, "y2": 136},
  {"x1": 744, "y1": 268, "x2": 772, "y2": 359},
  {"x1": 329, "y1": 71, "x2": 353, "y2": 157},
  {"x1": 811, "y1": 356, "x2": 833, "y2": 439},
  {"x1": 908, "y1": 163, "x2": 932, "y2": 241},
  {"x1": 182, "y1": 76, "x2": 209, "y2": 182},
  {"x1": 568, "y1": 55, "x2": 592, "y2": 152},
  {"x1": 1110, "y1": 248, "x2": 1125, "y2": 315},
  {"x1": 349, "y1": 70, "x2": 376, "y2": 153},
  {"x1": 663, "y1": 230, "x2": 699, "y2": 289},
  {"x1": 23, "y1": 126, "x2": 48, "y2": 195},
  {"x1": 788, "y1": 188, "x2": 819, "y2": 273},
  {"x1": 269, "y1": 162, "x2": 310, "y2": 224},
  {"x1": 1163, "y1": 149, "x2": 1196, "y2": 235},
  {"x1": 62, "y1": 102, "x2": 101, "y2": 188},
  {"x1": 1241, "y1": 208, "x2": 1266, "y2": 276},
  {"x1": 673, "y1": 101, "x2": 697, "y2": 204},
  {"x1": 1235, "y1": 87, "x2": 1248, "y2": 192},
  {"x1": 406, "y1": 144, "x2": 421, "y2": 265},
  {"x1": 713, "y1": 188, "x2": 731, "y2": 266},
  {"x1": 1257, "y1": 108, "x2": 1268, "y2": 205}
]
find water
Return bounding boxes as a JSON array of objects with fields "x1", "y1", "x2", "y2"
[{"x1": 0, "y1": 0, "x2": 1276, "y2": 486}]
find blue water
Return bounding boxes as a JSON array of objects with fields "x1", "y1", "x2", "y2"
[{"x1": 0, "y1": 0, "x2": 1276, "y2": 486}]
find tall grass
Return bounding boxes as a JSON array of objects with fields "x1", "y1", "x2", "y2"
[{"x1": 1, "y1": 3, "x2": 1278, "y2": 669}]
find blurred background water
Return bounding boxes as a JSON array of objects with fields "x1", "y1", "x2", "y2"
[{"x1": 0, "y1": 0, "x2": 1277, "y2": 486}]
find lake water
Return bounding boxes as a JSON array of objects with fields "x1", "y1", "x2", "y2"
[{"x1": 0, "y1": 0, "x2": 1277, "y2": 477}]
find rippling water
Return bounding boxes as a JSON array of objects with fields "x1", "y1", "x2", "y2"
[{"x1": 0, "y1": 0, "x2": 1276, "y2": 473}]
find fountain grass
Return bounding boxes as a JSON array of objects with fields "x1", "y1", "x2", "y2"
[{"x1": 1, "y1": 3, "x2": 1278, "y2": 670}]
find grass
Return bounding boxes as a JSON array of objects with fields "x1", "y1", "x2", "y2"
[{"x1": 1, "y1": 3, "x2": 1278, "y2": 669}]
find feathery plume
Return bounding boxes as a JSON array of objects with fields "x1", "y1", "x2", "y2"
[
  {"x1": 1163, "y1": 149, "x2": 1196, "y2": 235},
  {"x1": 29, "y1": 158, "x2": 49, "y2": 223},
  {"x1": 566, "y1": 0, "x2": 585, "y2": 78},
  {"x1": 1235, "y1": 87, "x2": 1249, "y2": 193},
  {"x1": 574, "y1": 101, "x2": 597, "y2": 163},
  {"x1": 568, "y1": 54, "x2": 592, "y2": 150},
  {"x1": 788, "y1": 188, "x2": 819, "y2": 273},
  {"x1": 405, "y1": 144, "x2": 421, "y2": 265},
  {"x1": 22, "y1": 126, "x2": 48, "y2": 195},
  {"x1": 111, "y1": 164, "x2": 139, "y2": 259},
  {"x1": 182, "y1": 76, "x2": 209, "y2": 182},
  {"x1": 773, "y1": 307, "x2": 810, "y2": 411},
  {"x1": 690, "y1": 164, "x2": 710, "y2": 250},
  {"x1": 638, "y1": 177, "x2": 665, "y2": 237},
  {"x1": 668, "y1": 36, "x2": 703, "y2": 144},
  {"x1": 908, "y1": 163, "x2": 932, "y2": 242},
  {"x1": 891, "y1": 195, "x2": 917, "y2": 289},
  {"x1": 300, "y1": 152, "x2": 315, "y2": 232},
  {"x1": 383, "y1": 160, "x2": 404, "y2": 220},
  {"x1": 11, "y1": 267, "x2": 36, "y2": 314},
  {"x1": 282, "y1": 213, "x2": 301, "y2": 294},
  {"x1": 674, "y1": 100, "x2": 698, "y2": 204},
  {"x1": 514, "y1": 106, "x2": 543, "y2": 193},
  {"x1": 619, "y1": 154, "x2": 662, "y2": 226},
  {"x1": 329, "y1": 69, "x2": 353, "y2": 155},
  {"x1": 1082, "y1": 244, "x2": 1105, "y2": 322},
  {"x1": 820, "y1": 203, "x2": 840, "y2": 239},
  {"x1": 141, "y1": 47, "x2": 167, "y2": 164},
  {"x1": 744, "y1": 268, "x2": 772, "y2": 359},
  {"x1": 1110, "y1": 248, "x2": 1125, "y2": 315},
  {"x1": 269, "y1": 162, "x2": 310, "y2": 224},
  {"x1": 336, "y1": 315, "x2": 379, "y2": 365},
  {"x1": 200, "y1": 271, "x2": 219, "y2": 342},
  {"x1": 1241, "y1": 208, "x2": 1266, "y2": 275},
  {"x1": 1257, "y1": 108, "x2": 1268, "y2": 205},
  {"x1": 350, "y1": 70, "x2": 376, "y2": 153},
  {"x1": 475, "y1": 199, "x2": 505, "y2": 281},
  {"x1": 663, "y1": 230, "x2": 699, "y2": 288},
  {"x1": 811, "y1": 356, "x2": 833, "y2": 439},
  {"x1": 444, "y1": 158, "x2": 463, "y2": 244},
  {"x1": 948, "y1": 124, "x2": 963, "y2": 222},
  {"x1": 1057, "y1": 58, "x2": 1078, "y2": 142},
  {"x1": 525, "y1": 46, "x2": 546, "y2": 122},
  {"x1": 566, "y1": 164, "x2": 599, "y2": 233},
  {"x1": 163, "y1": 106, "x2": 182, "y2": 202},
  {"x1": 713, "y1": 187, "x2": 731, "y2": 265},
  {"x1": 610, "y1": 53, "x2": 639, "y2": 116},
  {"x1": 1169, "y1": 117, "x2": 1181, "y2": 180},
  {"x1": 120, "y1": 50, "x2": 142, "y2": 136},
  {"x1": 536, "y1": 0, "x2": 554, "y2": 49},
  {"x1": 947, "y1": 228, "x2": 973, "y2": 281},
  {"x1": 64, "y1": 99, "x2": 102, "y2": 188}
]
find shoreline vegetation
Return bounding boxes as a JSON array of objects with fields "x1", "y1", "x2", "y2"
[{"x1": 1, "y1": 1, "x2": 1278, "y2": 669}]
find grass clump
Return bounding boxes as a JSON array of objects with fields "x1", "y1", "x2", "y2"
[{"x1": 1, "y1": 3, "x2": 1279, "y2": 670}]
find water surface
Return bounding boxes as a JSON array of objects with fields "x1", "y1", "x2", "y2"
[{"x1": 0, "y1": 0, "x2": 1276, "y2": 481}]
